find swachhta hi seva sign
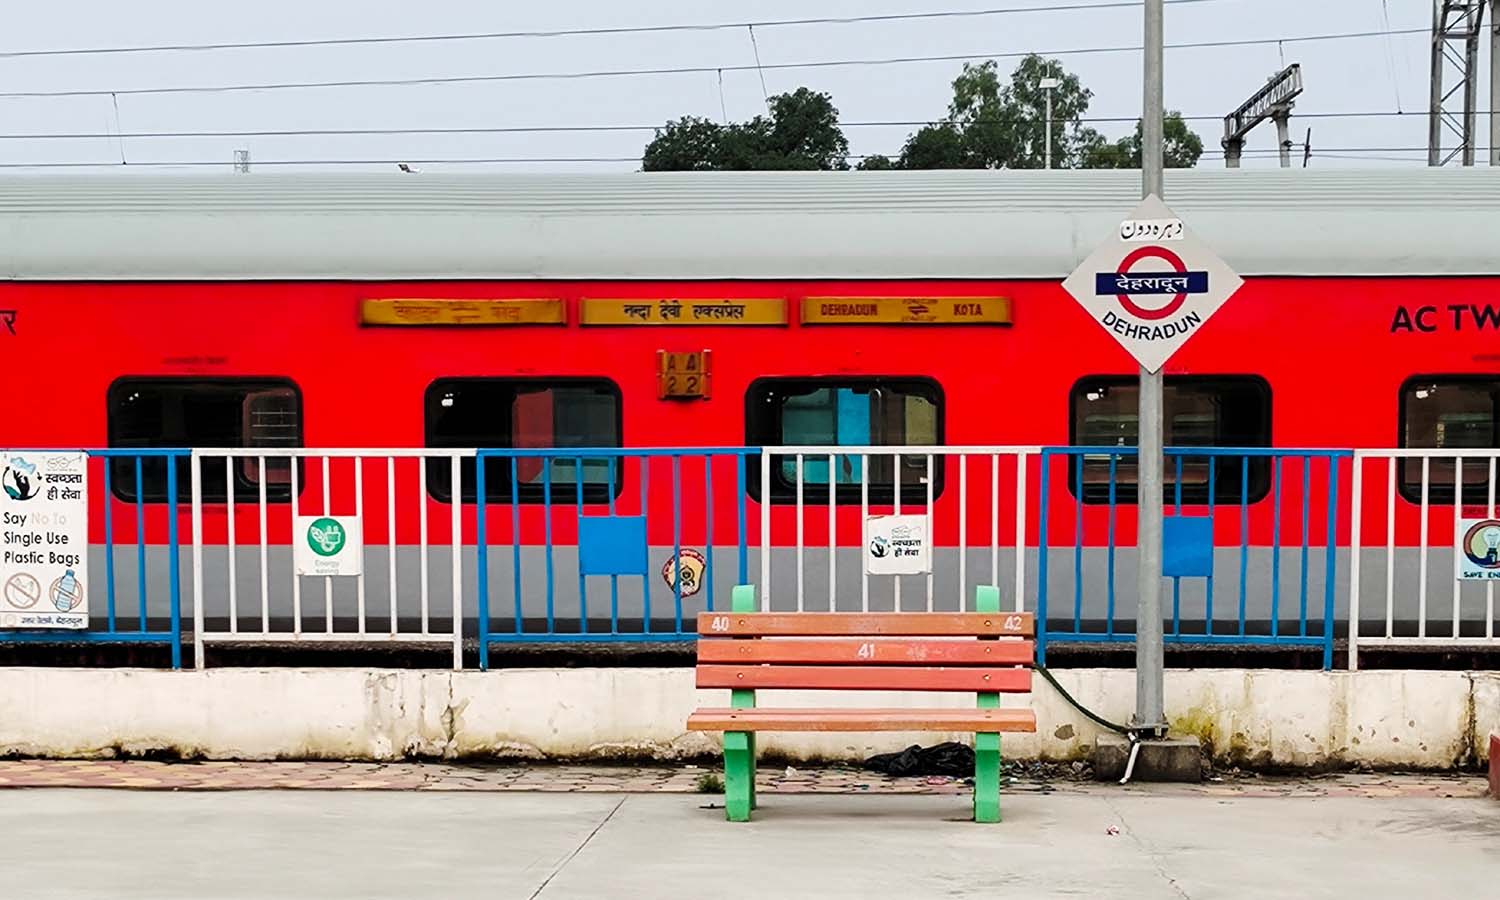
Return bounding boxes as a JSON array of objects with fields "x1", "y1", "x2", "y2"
[
  {"x1": 1061, "y1": 195, "x2": 1243, "y2": 373},
  {"x1": 0, "y1": 451, "x2": 88, "y2": 629}
]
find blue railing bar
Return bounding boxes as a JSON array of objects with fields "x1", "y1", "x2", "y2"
[
  {"x1": 1238, "y1": 456, "x2": 1249, "y2": 637},
  {"x1": 103, "y1": 461, "x2": 116, "y2": 633},
  {"x1": 1072, "y1": 452, "x2": 1083, "y2": 635},
  {"x1": 640, "y1": 456, "x2": 651, "y2": 634},
  {"x1": 1172, "y1": 455, "x2": 1183, "y2": 638},
  {"x1": 1106, "y1": 454, "x2": 1117, "y2": 638},
  {"x1": 1322, "y1": 456, "x2": 1340, "y2": 670},
  {"x1": 1271, "y1": 455, "x2": 1283, "y2": 639},
  {"x1": 476, "y1": 458, "x2": 490, "y2": 670},
  {"x1": 608, "y1": 457, "x2": 619, "y2": 634},
  {"x1": 576, "y1": 455, "x2": 588, "y2": 636},
  {"x1": 543, "y1": 461, "x2": 554, "y2": 635},
  {"x1": 510, "y1": 457, "x2": 523, "y2": 637},
  {"x1": 1042, "y1": 632, "x2": 1329, "y2": 648},
  {"x1": 1299, "y1": 457, "x2": 1311, "y2": 638},
  {"x1": 166, "y1": 462, "x2": 182, "y2": 669},
  {"x1": 1045, "y1": 446, "x2": 1352, "y2": 458},
  {"x1": 485, "y1": 632, "x2": 701, "y2": 645},
  {"x1": 735, "y1": 454, "x2": 748, "y2": 587},
  {"x1": 0, "y1": 631, "x2": 194, "y2": 644},
  {"x1": 672, "y1": 454, "x2": 683, "y2": 633},
  {"x1": 704, "y1": 455, "x2": 715, "y2": 613},
  {"x1": 1036, "y1": 451, "x2": 1052, "y2": 665},
  {"x1": 1206, "y1": 461, "x2": 1216, "y2": 636},
  {"x1": 134, "y1": 456, "x2": 147, "y2": 633}
]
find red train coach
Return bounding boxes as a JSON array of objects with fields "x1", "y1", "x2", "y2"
[{"x1": 2, "y1": 169, "x2": 1498, "y2": 651}]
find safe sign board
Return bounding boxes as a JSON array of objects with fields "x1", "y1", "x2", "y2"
[
  {"x1": 1, "y1": 451, "x2": 88, "y2": 629},
  {"x1": 1061, "y1": 195, "x2": 1244, "y2": 373},
  {"x1": 295, "y1": 516, "x2": 363, "y2": 577}
]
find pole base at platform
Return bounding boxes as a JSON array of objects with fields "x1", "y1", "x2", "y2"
[
  {"x1": 1489, "y1": 733, "x2": 1499, "y2": 800},
  {"x1": 1093, "y1": 735, "x2": 1203, "y2": 783}
]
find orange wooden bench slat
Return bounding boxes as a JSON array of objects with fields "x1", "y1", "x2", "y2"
[
  {"x1": 695, "y1": 638, "x2": 1033, "y2": 666},
  {"x1": 696, "y1": 664, "x2": 1032, "y2": 692},
  {"x1": 696, "y1": 611, "x2": 1034, "y2": 637},
  {"x1": 687, "y1": 707, "x2": 1038, "y2": 733}
]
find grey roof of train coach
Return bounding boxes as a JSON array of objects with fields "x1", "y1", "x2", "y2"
[{"x1": 0, "y1": 169, "x2": 1495, "y2": 281}]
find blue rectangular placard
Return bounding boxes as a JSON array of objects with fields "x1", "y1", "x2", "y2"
[
  {"x1": 578, "y1": 515, "x2": 649, "y2": 577},
  {"x1": 1162, "y1": 515, "x2": 1214, "y2": 578}
]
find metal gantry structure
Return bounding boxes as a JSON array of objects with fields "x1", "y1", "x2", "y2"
[
  {"x1": 1428, "y1": 0, "x2": 1498, "y2": 165},
  {"x1": 1222, "y1": 64, "x2": 1304, "y2": 168}
]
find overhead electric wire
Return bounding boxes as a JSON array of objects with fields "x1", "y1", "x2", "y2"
[
  {"x1": 0, "y1": 25, "x2": 1429, "y2": 100},
  {"x1": 0, "y1": 109, "x2": 1448, "y2": 141},
  {"x1": 0, "y1": 0, "x2": 1228, "y2": 59}
]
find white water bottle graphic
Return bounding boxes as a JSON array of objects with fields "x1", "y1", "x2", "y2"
[{"x1": 53, "y1": 569, "x2": 81, "y2": 611}]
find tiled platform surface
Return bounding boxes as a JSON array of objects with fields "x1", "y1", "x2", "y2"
[{"x1": 0, "y1": 759, "x2": 1486, "y2": 798}]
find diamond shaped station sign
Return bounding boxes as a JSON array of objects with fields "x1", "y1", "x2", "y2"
[{"x1": 1061, "y1": 194, "x2": 1244, "y2": 373}]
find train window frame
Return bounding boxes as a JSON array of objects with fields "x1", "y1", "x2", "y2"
[
  {"x1": 1067, "y1": 375, "x2": 1272, "y2": 505},
  {"x1": 106, "y1": 376, "x2": 305, "y2": 504},
  {"x1": 423, "y1": 376, "x2": 625, "y2": 504},
  {"x1": 744, "y1": 376, "x2": 945, "y2": 505},
  {"x1": 1398, "y1": 374, "x2": 1500, "y2": 505}
]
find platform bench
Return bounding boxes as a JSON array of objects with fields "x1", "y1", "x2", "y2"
[{"x1": 687, "y1": 585, "x2": 1036, "y2": 822}]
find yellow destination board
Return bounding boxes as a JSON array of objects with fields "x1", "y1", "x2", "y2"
[
  {"x1": 360, "y1": 299, "x2": 566, "y2": 326},
  {"x1": 580, "y1": 298, "x2": 788, "y2": 326},
  {"x1": 801, "y1": 297, "x2": 1012, "y2": 325}
]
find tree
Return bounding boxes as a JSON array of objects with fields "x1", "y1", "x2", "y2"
[
  {"x1": 887, "y1": 55, "x2": 1204, "y2": 170},
  {"x1": 642, "y1": 88, "x2": 850, "y2": 171},
  {"x1": 1080, "y1": 112, "x2": 1204, "y2": 169}
]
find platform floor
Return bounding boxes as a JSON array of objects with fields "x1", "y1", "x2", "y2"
[{"x1": 1, "y1": 772, "x2": 1496, "y2": 899}]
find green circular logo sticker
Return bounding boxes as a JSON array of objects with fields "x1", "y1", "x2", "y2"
[{"x1": 306, "y1": 518, "x2": 346, "y2": 557}]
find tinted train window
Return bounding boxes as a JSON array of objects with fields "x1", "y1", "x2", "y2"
[
  {"x1": 1069, "y1": 376, "x2": 1271, "y2": 504},
  {"x1": 107, "y1": 378, "x2": 302, "y2": 503},
  {"x1": 425, "y1": 378, "x2": 622, "y2": 503},
  {"x1": 1400, "y1": 376, "x2": 1500, "y2": 504},
  {"x1": 746, "y1": 377, "x2": 943, "y2": 504}
]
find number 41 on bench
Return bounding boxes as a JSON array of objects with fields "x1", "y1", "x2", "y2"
[{"x1": 687, "y1": 585, "x2": 1037, "y2": 823}]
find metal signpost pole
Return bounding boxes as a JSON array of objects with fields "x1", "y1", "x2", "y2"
[{"x1": 1136, "y1": 0, "x2": 1168, "y2": 734}]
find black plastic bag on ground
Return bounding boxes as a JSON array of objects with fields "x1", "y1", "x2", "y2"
[{"x1": 863, "y1": 742, "x2": 975, "y2": 777}]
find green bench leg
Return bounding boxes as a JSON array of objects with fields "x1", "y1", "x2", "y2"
[
  {"x1": 974, "y1": 732, "x2": 1002, "y2": 823},
  {"x1": 724, "y1": 731, "x2": 754, "y2": 822}
]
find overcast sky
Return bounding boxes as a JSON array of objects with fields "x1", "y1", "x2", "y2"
[{"x1": 0, "y1": 0, "x2": 1447, "y2": 173}]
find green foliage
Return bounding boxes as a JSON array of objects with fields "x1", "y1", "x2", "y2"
[
  {"x1": 695, "y1": 771, "x2": 725, "y2": 793},
  {"x1": 1079, "y1": 112, "x2": 1205, "y2": 169},
  {"x1": 642, "y1": 88, "x2": 849, "y2": 171}
]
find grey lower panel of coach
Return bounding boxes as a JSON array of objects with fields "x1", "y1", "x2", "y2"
[{"x1": 78, "y1": 545, "x2": 1500, "y2": 637}]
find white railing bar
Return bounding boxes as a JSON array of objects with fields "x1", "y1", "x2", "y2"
[
  {"x1": 386, "y1": 457, "x2": 397, "y2": 637},
  {"x1": 795, "y1": 453, "x2": 804, "y2": 613},
  {"x1": 258, "y1": 457, "x2": 269, "y2": 634},
  {"x1": 197, "y1": 632, "x2": 456, "y2": 645},
  {"x1": 1348, "y1": 456, "x2": 1363, "y2": 671},
  {"x1": 190, "y1": 455, "x2": 205, "y2": 669},
  {"x1": 225, "y1": 456, "x2": 237, "y2": 634},
  {"x1": 355, "y1": 456, "x2": 366, "y2": 635},
  {"x1": 893, "y1": 456, "x2": 902, "y2": 612},
  {"x1": 760, "y1": 444, "x2": 1042, "y2": 455},
  {"x1": 191, "y1": 448, "x2": 477, "y2": 459},
  {"x1": 1353, "y1": 636, "x2": 1500, "y2": 646},
  {"x1": 449, "y1": 456, "x2": 463, "y2": 670},
  {"x1": 925, "y1": 453, "x2": 934, "y2": 613},
  {"x1": 860, "y1": 453, "x2": 869, "y2": 613},
  {"x1": 827, "y1": 452, "x2": 836, "y2": 613},
  {"x1": 760, "y1": 449, "x2": 771, "y2": 612},
  {"x1": 1452, "y1": 459, "x2": 1462, "y2": 640},
  {"x1": 290, "y1": 454, "x2": 301, "y2": 637},
  {"x1": 1491, "y1": 457, "x2": 1497, "y2": 641},
  {"x1": 1384, "y1": 457, "x2": 1395, "y2": 639},
  {"x1": 958, "y1": 453, "x2": 968, "y2": 612},
  {"x1": 1355, "y1": 448, "x2": 1500, "y2": 460},
  {"x1": 322, "y1": 456, "x2": 333, "y2": 635},
  {"x1": 1014, "y1": 451, "x2": 1027, "y2": 613},
  {"x1": 418, "y1": 460, "x2": 429, "y2": 635},
  {"x1": 1418, "y1": 456, "x2": 1429, "y2": 638}
]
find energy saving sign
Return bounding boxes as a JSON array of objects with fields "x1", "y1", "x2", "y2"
[
  {"x1": 1, "y1": 452, "x2": 88, "y2": 629},
  {"x1": 865, "y1": 514, "x2": 930, "y2": 576},
  {"x1": 1458, "y1": 518, "x2": 1500, "y2": 580},
  {"x1": 294, "y1": 516, "x2": 363, "y2": 577},
  {"x1": 1061, "y1": 195, "x2": 1244, "y2": 373}
]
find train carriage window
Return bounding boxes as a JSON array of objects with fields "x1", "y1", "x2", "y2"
[
  {"x1": 1069, "y1": 376, "x2": 1271, "y2": 504},
  {"x1": 107, "y1": 378, "x2": 303, "y2": 503},
  {"x1": 1400, "y1": 376, "x2": 1500, "y2": 504},
  {"x1": 746, "y1": 377, "x2": 943, "y2": 504},
  {"x1": 425, "y1": 378, "x2": 623, "y2": 503}
]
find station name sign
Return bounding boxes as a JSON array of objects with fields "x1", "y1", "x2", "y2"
[{"x1": 801, "y1": 297, "x2": 1011, "y2": 325}]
